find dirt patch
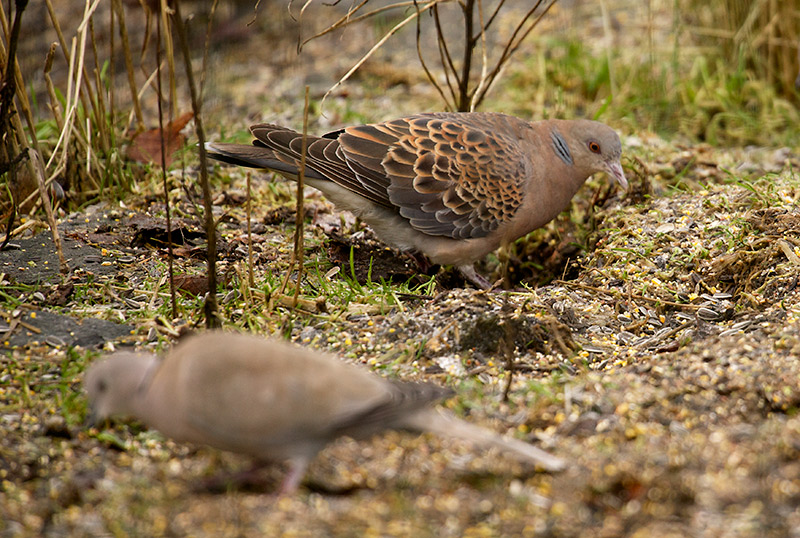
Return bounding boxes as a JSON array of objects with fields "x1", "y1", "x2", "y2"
[{"x1": 0, "y1": 309, "x2": 134, "y2": 350}]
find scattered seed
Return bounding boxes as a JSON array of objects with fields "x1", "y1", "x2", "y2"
[
  {"x1": 719, "y1": 328, "x2": 743, "y2": 337},
  {"x1": 223, "y1": 290, "x2": 239, "y2": 303},
  {"x1": 45, "y1": 335, "x2": 66, "y2": 347},
  {"x1": 617, "y1": 331, "x2": 636, "y2": 344},
  {"x1": 697, "y1": 307, "x2": 720, "y2": 321}
]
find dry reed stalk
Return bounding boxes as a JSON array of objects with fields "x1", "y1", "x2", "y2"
[
  {"x1": 292, "y1": 86, "x2": 310, "y2": 306},
  {"x1": 156, "y1": 2, "x2": 177, "y2": 320},
  {"x1": 246, "y1": 171, "x2": 254, "y2": 291},
  {"x1": 87, "y1": 16, "x2": 110, "y2": 155},
  {"x1": 30, "y1": 149, "x2": 68, "y2": 274},
  {"x1": 155, "y1": 0, "x2": 177, "y2": 110},
  {"x1": 273, "y1": 86, "x2": 310, "y2": 310},
  {"x1": 43, "y1": 0, "x2": 114, "y2": 194},
  {"x1": 171, "y1": 0, "x2": 219, "y2": 328},
  {"x1": 111, "y1": 0, "x2": 146, "y2": 131},
  {"x1": 44, "y1": 0, "x2": 97, "y2": 125},
  {"x1": 0, "y1": 0, "x2": 68, "y2": 273},
  {"x1": 43, "y1": 44, "x2": 65, "y2": 133},
  {"x1": 688, "y1": 0, "x2": 799, "y2": 95},
  {"x1": 43, "y1": 2, "x2": 99, "y2": 189}
]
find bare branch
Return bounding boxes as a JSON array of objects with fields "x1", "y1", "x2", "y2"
[
  {"x1": 476, "y1": 0, "x2": 506, "y2": 39},
  {"x1": 320, "y1": 3, "x2": 436, "y2": 108},
  {"x1": 457, "y1": 0, "x2": 475, "y2": 111},
  {"x1": 432, "y1": 3, "x2": 459, "y2": 108},
  {"x1": 469, "y1": 0, "x2": 489, "y2": 111},
  {"x1": 414, "y1": 0, "x2": 451, "y2": 109},
  {"x1": 474, "y1": 0, "x2": 557, "y2": 108}
]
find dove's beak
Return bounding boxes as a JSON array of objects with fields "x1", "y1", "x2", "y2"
[
  {"x1": 606, "y1": 160, "x2": 628, "y2": 190},
  {"x1": 84, "y1": 405, "x2": 99, "y2": 429}
]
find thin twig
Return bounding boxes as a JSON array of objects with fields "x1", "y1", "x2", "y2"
[
  {"x1": 246, "y1": 171, "x2": 254, "y2": 290},
  {"x1": 172, "y1": 0, "x2": 219, "y2": 327},
  {"x1": 111, "y1": 0, "x2": 145, "y2": 131},
  {"x1": 156, "y1": 2, "x2": 177, "y2": 319},
  {"x1": 473, "y1": 0, "x2": 556, "y2": 109},
  {"x1": 159, "y1": 0, "x2": 178, "y2": 110},
  {"x1": 320, "y1": 3, "x2": 435, "y2": 108},
  {"x1": 413, "y1": 0, "x2": 449, "y2": 108},
  {"x1": 43, "y1": 44, "x2": 64, "y2": 132},
  {"x1": 432, "y1": 2, "x2": 458, "y2": 107},
  {"x1": 469, "y1": 0, "x2": 490, "y2": 112},
  {"x1": 501, "y1": 294, "x2": 515, "y2": 402},
  {"x1": 88, "y1": 15, "x2": 110, "y2": 155},
  {"x1": 479, "y1": 0, "x2": 506, "y2": 37},
  {"x1": 298, "y1": 0, "x2": 370, "y2": 48},
  {"x1": 292, "y1": 87, "x2": 311, "y2": 305}
]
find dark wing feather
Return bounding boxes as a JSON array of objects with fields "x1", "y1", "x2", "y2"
[
  {"x1": 339, "y1": 112, "x2": 530, "y2": 239},
  {"x1": 330, "y1": 381, "x2": 453, "y2": 438},
  {"x1": 250, "y1": 124, "x2": 393, "y2": 208}
]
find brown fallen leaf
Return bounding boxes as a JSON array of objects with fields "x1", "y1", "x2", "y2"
[
  {"x1": 127, "y1": 112, "x2": 193, "y2": 168},
  {"x1": 173, "y1": 274, "x2": 209, "y2": 296}
]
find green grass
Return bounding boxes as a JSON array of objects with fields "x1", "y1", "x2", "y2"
[{"x1": 491, "y1": 36, "x2": 800, "y2": 147}]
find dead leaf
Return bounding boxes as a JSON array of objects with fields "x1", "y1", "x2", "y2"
[
  {"x1": 174, "y1": 274, "x2": 209, "y2": 296},
  {"x1": 127, "y1": 112, "x2": 194, "y2": 167}
]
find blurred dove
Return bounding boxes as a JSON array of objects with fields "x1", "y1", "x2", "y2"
[
  {"x1": 205, "y1": 112, "x2": 626, "y2": 287},
  {"x1": 85, "y1": 331, "x2": 566, "y2": 494}
]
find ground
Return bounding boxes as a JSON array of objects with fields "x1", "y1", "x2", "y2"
[{"x1": 2, "y1": 1, "x2": 800, "y2": 537}]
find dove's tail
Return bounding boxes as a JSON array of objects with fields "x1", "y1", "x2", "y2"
[
  {"x1": 403, "y1": 408, "x2": 566, "y2": 472},
  {"x1": 205, "y1": 142, "x2": 293, "y2": 174}
]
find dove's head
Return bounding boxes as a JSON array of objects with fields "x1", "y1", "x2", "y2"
[
  {"x1": 84, "y1": 351, "x2": 157, "y2": 426},
  {"x1": 554, "y1": 120, "x2": 627, "y2": 191}
]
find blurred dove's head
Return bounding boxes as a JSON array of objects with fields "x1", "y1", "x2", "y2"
[{"x1": 84, "y1": 352, "x2": 157, "y2": 426}]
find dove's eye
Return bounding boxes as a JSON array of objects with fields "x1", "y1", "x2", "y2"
[{"x1": 588, "y1": 141, "x2": 601, "y2": 153}]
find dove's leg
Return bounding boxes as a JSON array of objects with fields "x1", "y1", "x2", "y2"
[
  {"x1": 457, "y1": 264, "x2": 493, "y2": 290},
  {"x1": 279, "y1": 455, "x2": 312, "y2": 495}
]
